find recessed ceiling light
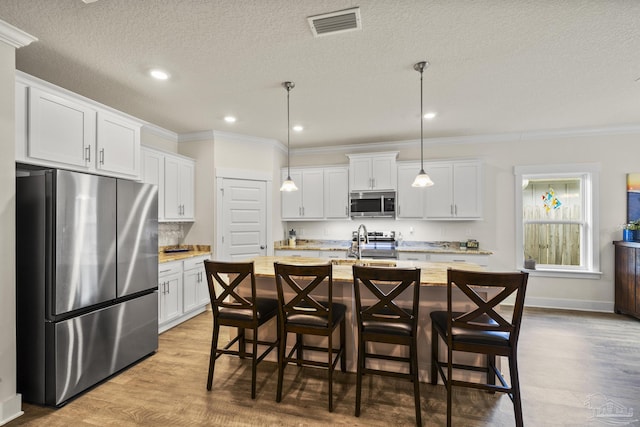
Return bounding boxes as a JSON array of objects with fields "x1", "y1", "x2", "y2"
[
  {"x1": 149, "y1": 69, "x2": 170, "y2": 80},
  {"x1": 424, "y1": 112, "x2": 437, "y2": 120},
  {"x1": 293, "y1": 125, "x2": 304, "y2": 132},
  {"x1": 224, "y1": 116, "x2": 237, "y2": 123}
]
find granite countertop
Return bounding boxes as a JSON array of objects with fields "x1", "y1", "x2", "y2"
[
  {"x1": 251, "y1": 255, "x2": 484, "y2": 286},
  {"x1": 159, "y1": 245, "x2": 211, "y2": 263},
  {"x1": 273, "y1": 239, "x2": 492, "y2": 255}
]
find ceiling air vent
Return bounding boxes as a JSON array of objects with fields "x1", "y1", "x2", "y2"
[{"x1": 307, "y1": 7, "x2": 362, "y2": 37}]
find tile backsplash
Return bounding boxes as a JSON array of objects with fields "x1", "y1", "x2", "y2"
[{"x1": 159, "y1": 223, "x2": 184, "y2": 247}]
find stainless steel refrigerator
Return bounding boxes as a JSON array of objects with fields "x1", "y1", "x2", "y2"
[{"x1": 16, "y1": 168, "x2": 159, "y2": 406}]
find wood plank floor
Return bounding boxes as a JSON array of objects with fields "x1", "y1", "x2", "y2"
[{"x1": 9, "y1": 307, "x2": 640, "y2": 426}]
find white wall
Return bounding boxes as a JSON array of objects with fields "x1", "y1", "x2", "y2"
[
  {"x1": 286, "y1": 131, "x2": 639, "y2": 312},
  {"x1": 141, "y1": 127, "x2": 178, "y2": 153},
  {"x1": 0, "y1": 40, "x2": 22, "y2": 424},
  {"x1": 213, "y1": 132, "x2": 286, "y2": 255}
]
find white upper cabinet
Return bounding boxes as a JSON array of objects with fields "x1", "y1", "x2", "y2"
[
  {"x1": 281, "y1": 168, "x2": 324, "y2": 220},
  {"x1": 96, "y1": 111, "x2": 140, "y2": 177},
  {"x1": 141, "y1": 146, "x2": 195, "y2": 222},
  {"x1": 141, "y1": 147, "x2": 165, "y2": 221},
  {"x1": 348, "y1": 152, "x2": 398, "y2": 191},
  {"x1": 324, "y1": 167, "x2": 349, "y2": 219},
  {"x1": 15, "y1": 72, "x2": 143, "y2": 179},
  {"x1": 424, "y1": 160, "x2": 483, "y2": 220},
  {"x1": 27, "y1": 86, "x2": 96, "y2": 170},
  {"x1": 165, "y1": 155, "x2": 195, "y2": 222},
  {"x1": 396, "y1": 162, "x2": 426, "y2": 219}
]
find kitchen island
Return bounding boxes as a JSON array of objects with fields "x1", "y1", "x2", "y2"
[{"x1": 247, "y1": 256, "x2": 494, "y2": 383}]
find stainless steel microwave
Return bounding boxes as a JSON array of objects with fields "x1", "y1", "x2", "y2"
[{"x1": 350, "y1": 191, "x2": 396, "y2": 218}]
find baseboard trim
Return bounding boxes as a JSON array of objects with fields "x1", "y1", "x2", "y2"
[
  {"x1": 523, "y1": 297, "x2": 614, "y2": 313},
  {"x1": 0, "y1": 393, "x2": 23, "y2": 426}
]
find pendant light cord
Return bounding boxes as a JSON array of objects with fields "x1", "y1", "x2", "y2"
[
  {"x1": 287, "y1": 84, "x2": 291, "y2": 177},
  {"x1": 420, "y1": 66, "x2": 424, "y2": 171}
]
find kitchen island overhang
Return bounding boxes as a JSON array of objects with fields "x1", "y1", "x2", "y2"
[{"x1": 235, "y1": 256, "x2": 499, "y2": 383}]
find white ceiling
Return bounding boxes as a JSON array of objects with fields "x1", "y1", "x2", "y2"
[{"x1": 2, "y1": 0, "x2": 640, "y2": 148}]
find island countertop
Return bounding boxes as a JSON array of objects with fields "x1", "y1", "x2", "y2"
[{"x1": 251, "y1": 256, "x2": 484, "y2": 286}]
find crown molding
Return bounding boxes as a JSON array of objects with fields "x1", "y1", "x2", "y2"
[
  {"x1": 142, "y1": 123, "x2": 178, "y2": 142},
  {"x1": 212, "y1": 130, "x2": 286, "y2": 152},
  {"x1": 291, "y1": 125, "x2": 640, "y2": 155},
  {"x1": 178, "y1": 130, "x2": 215, "y2": 142},
  {"x1": 0, "y1": 20, "x2": 37, "y2": 48}
]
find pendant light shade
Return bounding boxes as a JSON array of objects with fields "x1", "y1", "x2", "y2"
[
  {"x1": 412, "y1": 61, "x2": 434, "y2": 188},
  {"x1": 280, "y1": 81, "x2": 298, "y2": 192}
]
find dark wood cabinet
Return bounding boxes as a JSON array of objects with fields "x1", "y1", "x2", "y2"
[{"x1": 614, "y1": 241, "x2": 640, "y2": 319}]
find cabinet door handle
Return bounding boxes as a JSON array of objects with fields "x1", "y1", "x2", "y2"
[
  {"x1": 99, "y1": 148, "x2": 105, "y2": 165},
  {"x1": 398, "y1": 205, "x2": 401, "y2": 216},
  {"x1": 450, "y1": 204, "x2": 454, "y2": 215},
  {"x1": 454, "y1": 205, "x2": 458, "y2": 215},
  {"x1": 302, "y1": 206, "x2": 305, "y2": 216},
  {"x1": 372, "y1": 178, "x2": 375, "y2": 188},
  {"x1": 85, "y1": 145, "x2": 91, "y2": 162},
  {"x1": 345, "y1": 206, "x2": 348, "y2": 216}
]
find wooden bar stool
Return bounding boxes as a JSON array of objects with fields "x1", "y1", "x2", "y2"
[
  {"x1": 203, "y1": 260, "x2": 279, "y2": 399},
  {"x1": 430, "y1": 269, "x2": 529, "y2": 427},
  {"x1": 273, "y1": 262, "x2": 347, "y2": 412},
  {"x1": 351, "y1": 265, "x2": 422, "y2": 427}
]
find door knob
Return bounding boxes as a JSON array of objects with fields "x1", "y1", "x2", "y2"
[{"x1": 260, "y1": 245, "x2": 265, "y2": 249}]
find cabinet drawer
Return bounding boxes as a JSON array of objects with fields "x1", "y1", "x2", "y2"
[
  {"x1": 430, "y1": 253, "x2": 490, "y2": 267},
  {"x1": 183, "y1": 255, "x2": 210, "y2": 271},
  {"x1": 274, "y1": 250, "x2": 320, "y2": 258},
  {"x1": 159, "y1": 261, "x2": 182, "y2": 276},
  {"x1": 318, "y1": 250, "x2": 347, "y2": 259},
  {"x1": 398, "y1": 252, "x2": 428, "y2": 261}
]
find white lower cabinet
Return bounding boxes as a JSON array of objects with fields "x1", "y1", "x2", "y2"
[
  {"x1": 183, "y1": 256, "x2": 210, "y2": 312},
  {"x1": 398, "y1": 251, "x2": 490, "y2": 267},
  {"x1": 158, "y1": 262, "x2": 183, "y2": 328},
  {"x1": 274, "y1": 249, "x2": 320, "y2": 258},
  {"x1": 429, "y1": 253, "x2": 490, "y2": 268},
  {"x1": 398, "y1": 252, "x2": 429, "y2": 261},
  {"x1": 158, "y1": 254, "x2": 211, "y2": 333},
  {"x1": 275, "y1": 249, "x2": 347, "y2": 259}
]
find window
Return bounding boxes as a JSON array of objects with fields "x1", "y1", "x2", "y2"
[{"x1": 514, "y1": 163, "x2": 601, "y2": 278}]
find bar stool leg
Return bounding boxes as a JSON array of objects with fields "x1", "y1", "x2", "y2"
[
  {"x1": 251, "y1": 328, "x2": 258, "y2": 399},
  {"x1": 509, "y1": 354, "x2": 524, "y2": 427},
  {"x1": 207, "y1": 322, "x2": 220, "y2": 391},
  {"x1": 430, "y1": 325, "x2": 438, "y2": 385},
  {"x1": 296, "y1": 333, "x2": 303, "y2": 366},
  {"x1": 276, "y1": 329, "x2": 287, "y2": 402},
  {"x1": 355, "y1": 335, "x2": 364, "y2": 417},
  {"x1": 338, "y1": 319, "x2": 346, "y2": 372},
  {"x1": 411, "y1": 338, "x2": 422, "y2": 427},
  {"x1": 328, "y1": 331, "x2": 334, "y2": 412}
]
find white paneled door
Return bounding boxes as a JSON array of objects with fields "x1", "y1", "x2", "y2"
[{"x1": 221, "y1": 179, "x2": 267, "y2": 261}]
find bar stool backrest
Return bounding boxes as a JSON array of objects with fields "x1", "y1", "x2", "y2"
[
  {"x1": 352, "y1": 265, "x2": 421, "y2": 332},
  {"x1": 274, "y1": 263, "x2": 333, "y2": 325},
  {"x1": 447, "y1": 268, "x2": 529, "y2": 347},
  {"x1": 204, "y1": 260, "x2": 258, "y2": 321}
]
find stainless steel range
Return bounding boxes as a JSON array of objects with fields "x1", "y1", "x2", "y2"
[{"x1": 349, "y1": 229, "x2": 398, "y2": 259}]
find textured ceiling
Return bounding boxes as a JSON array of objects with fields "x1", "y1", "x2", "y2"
[{"x1": 1, "y1": 0, "x2": 640, "y2": 147}]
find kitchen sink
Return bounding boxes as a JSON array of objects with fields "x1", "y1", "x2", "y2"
[{"x1": 331, "y1": 258, "x2": 397, "y2": 267}]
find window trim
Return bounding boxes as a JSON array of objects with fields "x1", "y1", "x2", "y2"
[{"x1": 514, "y1": 163, "x2": 601, "y2": 278}]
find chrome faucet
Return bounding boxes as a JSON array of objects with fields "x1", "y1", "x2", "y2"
[{"x1": 356, "y1": 224, "x2": 369, "y2": 260}]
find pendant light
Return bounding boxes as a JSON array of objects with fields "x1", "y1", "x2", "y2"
[
  {"x1": 412, "y1": 61, "x2": 434, "y2": 188},
  {"x1": 280, "y1": 81, "x2": 298, "y2": 192}
]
